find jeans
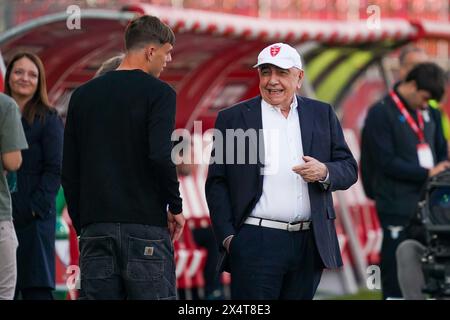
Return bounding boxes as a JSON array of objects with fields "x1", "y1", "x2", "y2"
[{"x1": 79, "y1": 223, "x2": 176, "y2": 300}]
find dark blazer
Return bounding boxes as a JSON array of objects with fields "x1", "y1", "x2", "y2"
[
  {"x1": 205, "y1": 96, "x2": 357, "y2": 271},
  {"x1": 12, "y1": 110, "x2": 64, "y2": 289}
]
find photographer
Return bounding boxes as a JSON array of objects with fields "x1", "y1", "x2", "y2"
[{"x1": 361, "y1": 62, "x2": 449, "y2": 299}]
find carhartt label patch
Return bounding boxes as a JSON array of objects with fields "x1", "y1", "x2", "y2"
[{"x1": 144, "y1": 247, "x2": 154, "y2": 256}]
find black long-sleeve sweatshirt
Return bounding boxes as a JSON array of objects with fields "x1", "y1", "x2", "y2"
[{"x1": 62, "y1": 69, "x2": 182, "y2": 234}]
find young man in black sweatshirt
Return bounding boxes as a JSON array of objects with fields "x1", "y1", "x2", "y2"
[{"x1": 62, "y1": 15, "x2": 184, "y2": 300}]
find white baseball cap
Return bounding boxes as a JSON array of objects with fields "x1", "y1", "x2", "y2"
[{"x1": 253, "y1": 43, "x2": 302, "y2": 70}]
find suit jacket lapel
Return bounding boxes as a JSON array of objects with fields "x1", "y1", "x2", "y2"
[
  {"x1": 297, "y1": 96, "x2": 314, "y2": 155},
  {"x1": 240, "y1": 96, "x2": 265, "y2": 168},
  {"x1": 240, "y1": 96, "x2": 265, "y2": 211},
  {"x1": 241, "y1": 96, "x2": 263, "y2": 131}
]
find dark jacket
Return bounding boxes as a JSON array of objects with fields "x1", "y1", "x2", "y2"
[
  {"x1": 12, "y1": 110, "x2": 64, "y2": 289},
  {"x1": 205, "y1": 96, "x2": 358, "y2": 271},
  {"x1": 62, "y1": 70, "x2": 182, "y2": 235},
  {"x1": 361, "y1": 91, "x2": 447, "y2": 219}
]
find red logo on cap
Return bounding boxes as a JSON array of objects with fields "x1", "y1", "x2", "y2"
[{"x1": 270, "y1": 45, "x2": 281, "y2": 57}]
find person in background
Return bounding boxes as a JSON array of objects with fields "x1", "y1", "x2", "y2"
[
  {"x1": 395, "y1": 47, "x2": 450, "y2": 300},
  {"x1": 398, "y1": 46, "x2": 428, "y2": 81},
  {"x1": 94, "y1": 54, "x2": 125, "y2": 78},
  {"x1": 0, "y1": 93, "x2": 28, "y2": 300},
  {"x1": 398, "y1": 46, "x2": 450, "y2": 155},
  {"x1": 4, "y1": 52, "x2": 64, "y2": 300},
  {"x1": 361, "y1": 63, "x2": 449, "y2": 299}
]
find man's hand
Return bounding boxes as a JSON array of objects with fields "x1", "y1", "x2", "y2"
[
  {"x1": 167, "y1": 211, "x2": 185, "y2": 242},
  {"x1": 292, "y1": 156, "x2": 328, "y2": 183},
  {"x1": 428, "y1": 161, "x2": 450, "y2": 177}
]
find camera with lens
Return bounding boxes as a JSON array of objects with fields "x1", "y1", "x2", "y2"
[{"x1": 417, "y1": 170, "x2": 450, "y2": 299}]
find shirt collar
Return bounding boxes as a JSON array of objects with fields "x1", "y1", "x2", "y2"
[{"x1": 262, "y1": 95, "x2": 298, "y2": 114}]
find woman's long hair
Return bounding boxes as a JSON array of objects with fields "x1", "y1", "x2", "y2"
[{"x1": 4, "y1": 52, "x2": 52, "y2": 124}]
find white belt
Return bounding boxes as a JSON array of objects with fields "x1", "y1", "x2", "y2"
[{"x1": 244, "y1": 217, "x2": 311, "y2": 232}]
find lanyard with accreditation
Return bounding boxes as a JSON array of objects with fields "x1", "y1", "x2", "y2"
[{"x1": 390, "y1": 90, "x2": 434, "y2": 169}]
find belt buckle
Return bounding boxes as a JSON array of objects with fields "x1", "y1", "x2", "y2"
[
  {"x1": 304, "y1": 221, "x2": 311, "y2": 230},
  {"x1": 287, "y1": 222, "x2": 299, "y2": 232}
]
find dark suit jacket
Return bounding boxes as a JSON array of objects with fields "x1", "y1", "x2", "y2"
[
  {"x1": 205, "y1": 96, "x2": 357, "y2": 271},
  {"x1": 12, "y1": 110, "x2": 64, "y2": 288}
]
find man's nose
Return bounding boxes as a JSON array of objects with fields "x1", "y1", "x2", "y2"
[{"x1": 268, "y1": 74, "x2": 279, "y2": 84}]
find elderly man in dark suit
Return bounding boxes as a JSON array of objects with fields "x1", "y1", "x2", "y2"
[{"x1": 205, "y1": 43, "x2": 358, "y2": 300}]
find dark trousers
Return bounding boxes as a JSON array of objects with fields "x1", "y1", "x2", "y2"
[
  {"x1": 79, "y1": 223, "x2": 176, "y2": 300},
  {"x1": 192, "y1": 226, "x2": 223, "y2": 299},
  {"x1": 230, "y1": 224, "x2": 323, "y2": 300},
  {"x1": 379, "y1": 214, "x2": 409, "y2": 299},
  {"x1": 15, "y1": 287, "x2": 53, "y2": 300}
]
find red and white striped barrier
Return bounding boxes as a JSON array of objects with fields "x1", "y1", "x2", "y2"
[
  {"x1": 342, "y1": 128, "x2": 382, "y2": 265},
  {"x1": 179, "y1": 174, "x2": 210, "y2": 229},
  {"x1": 335, "y1": 213, "x2": 358, "y2": 294},
  {"x1": 174, "y1": 243, "x2": 207, "y2": 290},
  {"x1": 178, "y1": 133, "x2": 212, "y2": 228},
  {"x1": 176, "y1": 133, "x2": 213, "y2": 289}
]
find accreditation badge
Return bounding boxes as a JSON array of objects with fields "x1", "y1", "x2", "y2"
[{"x1": 417, "y1": 143, "x2": 434, "y2": 169}]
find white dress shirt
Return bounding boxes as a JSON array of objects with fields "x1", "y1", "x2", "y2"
[{"x1": 250, "y1": 97, "x2": 311, "y2": 222}]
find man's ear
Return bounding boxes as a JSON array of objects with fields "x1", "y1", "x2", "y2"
[
  {"x1": 145, "y1": 45, "x2": 157, "y2": 61},
  {"x1": 297, "y1": 69, "x2": 304, "y2": 89},
  {"x1": 144, "y1": 49, "x2": 151, "y2": 62}
]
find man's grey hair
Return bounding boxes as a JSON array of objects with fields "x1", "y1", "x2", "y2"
[
  {"x1": 399, "y1": 46, "x2": 426, "y2": 66},
  {"x1": 95, "y1": 54, "x2": 124, "y2": 77}
]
